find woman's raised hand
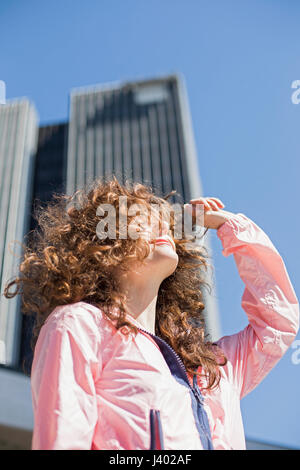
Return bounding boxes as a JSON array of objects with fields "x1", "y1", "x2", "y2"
[{"x1": 186, "y1": 197, "x2": 236, "y2": 230}]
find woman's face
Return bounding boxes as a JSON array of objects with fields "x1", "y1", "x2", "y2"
[{"x1": 130, "y1": 207, "x2": 179, "y2": 279}]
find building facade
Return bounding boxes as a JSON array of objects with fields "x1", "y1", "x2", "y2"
[{"x1": 0, "y1": 99, "x2": 39, "y2": 367}]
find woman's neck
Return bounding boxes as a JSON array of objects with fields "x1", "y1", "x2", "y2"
[{"x1": 118, "y1": 271, "x2": 161, "y2": 334}]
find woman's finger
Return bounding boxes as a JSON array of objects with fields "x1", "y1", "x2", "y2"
[
  {"x1": 208, "y1": 197, "x2": 225, "y2": 207},
  {"x1": 206, "y1": 199, "x2": 221, "y2": 211},
  {"x1": 189, "y1": 197, "x2": 222, "y2": 211},
  {"x1": 189, "y1": 197, "x2": 210, "y2": 209},
  {"x1": 189, "y1": 197, "x2": 225, "y2": 210}
]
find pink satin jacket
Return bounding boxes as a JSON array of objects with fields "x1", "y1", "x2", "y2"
[{"x1": 30, "y1": 213, "x2": 299, "y2": 450}]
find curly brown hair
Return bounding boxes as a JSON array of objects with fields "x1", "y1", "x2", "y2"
[{"x1": 4, "y1": 175, "x2": 226, "y2": 389}]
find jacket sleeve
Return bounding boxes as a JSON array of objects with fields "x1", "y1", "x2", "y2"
[
  {"x1": 215, "y1": 213, "x2": 299, "y2": 399},
  {"x1": 31, "y1": 304, "x2": 102, "y2": 450}
]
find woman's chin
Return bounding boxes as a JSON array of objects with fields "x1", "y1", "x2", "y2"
[{"x1": 154, "y1": 247, "x2": 179, "y2": 275}]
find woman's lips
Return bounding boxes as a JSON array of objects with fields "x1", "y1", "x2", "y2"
[{"x1": 154, "y1": 237, "x2": 176, "y2": 252}]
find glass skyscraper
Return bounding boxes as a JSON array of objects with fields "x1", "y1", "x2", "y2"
[
  {"x1": 0, "y1": 99, "x2": 38, "y2": 367},
  {"x1": 65, "y1": 74, "x2": 221, "y2": 341}
]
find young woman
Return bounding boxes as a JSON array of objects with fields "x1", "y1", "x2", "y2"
[{"x1": 4, "y1": 176, "x2": 299, "y2": 450}]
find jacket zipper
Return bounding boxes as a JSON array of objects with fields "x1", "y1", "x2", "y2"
[
  {"x1": 138, "y1": 327, "x2": 214, "y2": 448},
  {"x1": 138, "y1": 327, "x2": 204, "y2": 404},
  {"x1": 149, "y1": 409, "x2": 164, "y2": 450}
]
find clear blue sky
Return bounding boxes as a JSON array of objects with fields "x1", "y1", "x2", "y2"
[{"x1": 1, "y1": 0, "x2": 300, "y2": 448}]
